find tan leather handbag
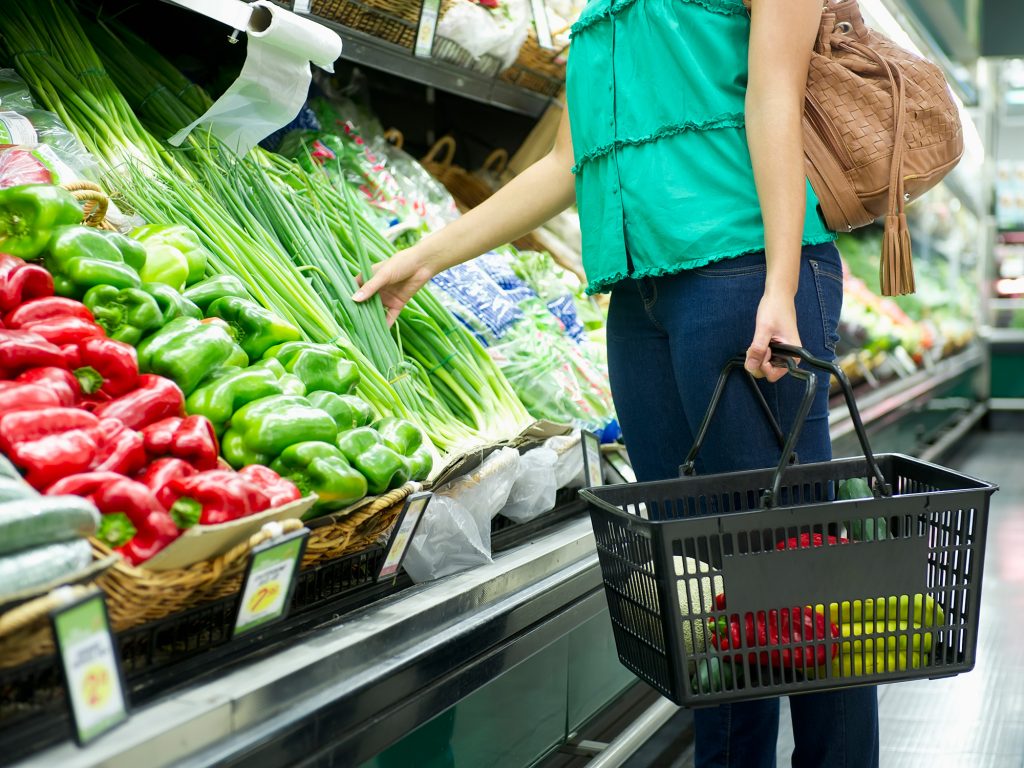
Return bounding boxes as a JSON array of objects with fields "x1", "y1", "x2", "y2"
[{"x1": 748, "y1": 0, "x2": 964, "y2": 295}]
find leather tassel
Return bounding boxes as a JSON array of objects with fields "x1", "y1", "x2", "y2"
[{"x1": 881, "y1": 212, "x2": 914, "y2": 296}]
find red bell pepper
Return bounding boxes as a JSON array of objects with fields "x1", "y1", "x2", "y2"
[
  {"x1": 138, "y1": 457, "x2": 198, "y2": 511},
  {"x1": 63, "y1": 336, "x2": 139, "y2": 398},
  {"x1": 5, "y1": 296, "x2": 94, "y2": 328},
  {"x1": 141, "y1": 415, "x2": 219, "y2": 471},
  {"x1": 167, "y1": 469, "x2": 272, "y2": 527},
  {"x1": 0, "y1": 406, "x2": 99, "y2": 454},
  {"x1": 0, "y1": 254, "x2": 54, "y2": 312},
  {"x1": 238, "y1": 464, "x2": 302, "y2": 507},
  {"x1": 0, "y1": 407, "x2": 100, "y2": 489},
  {"x1": 47, "y1": 472, "x2": 179, "y2": 564},
  {"x1": 709, "y1": 593, "x2": 839, "y2": 670},
  {"x1": 92, "y1": 374, "x2": 184, "y2": 430},
  {"x1": 0, "y1": 381, "x2": 63, "y2": 416},
  {"x1": 11, "y1": 429, "x2": 98, "y2": 490},
  {"x1": 0, "y1": 328, "x2": 67, "y2": 377},
  {"x1": 19, "y1": 315, "x2": 104, "y2": 346},
  {"x1": 15, "y1": 366, "x2": 81, "y2": 407},
  {"x1": 776, "y1": 533, "x2": 849, "y2": 551},
  {"x1": 90, "y1": 418, "x2": 147, "y2": 476}
]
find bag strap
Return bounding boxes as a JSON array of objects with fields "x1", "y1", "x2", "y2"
[{"x1": 839, "y1": 39, "x2": 915, "y2": 295}]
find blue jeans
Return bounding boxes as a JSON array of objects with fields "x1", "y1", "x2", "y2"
[{"x1": 606, "y1": 242, "x2": 879, "y2": 768}]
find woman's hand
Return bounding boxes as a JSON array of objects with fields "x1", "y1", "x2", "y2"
[
  {"x1": 353, "y1": 245, "x2": 438, "y2": 327},
  {"x1": 744, "y1": 290, "x2": 802, "y2": 383}
]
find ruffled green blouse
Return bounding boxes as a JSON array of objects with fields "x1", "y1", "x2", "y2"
[{"x1": 566, "y1": 0, "x2": 835, "y2": 294}]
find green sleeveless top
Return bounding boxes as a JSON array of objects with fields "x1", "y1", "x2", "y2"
[{"x1": 566, "y1": 0, "x2": 835, "y2": 294}]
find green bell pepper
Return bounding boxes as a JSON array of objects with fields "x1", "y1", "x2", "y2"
[
  {"x1": 264, "y1": 341, "x2": 359, "y2": 395},
  {"x1": 44, "y1": 225, "x2": 144, "y2": 298},
  {"x1": 141, "y1": 282, "x2": 203, "y2": 324},
  {"x1": 185, "y1": 363, "x2": 286, "y2": 435},
  {"x1": 0, "y1": 184, "x2": 83, "y2": 258},
  {"x1": 221, "y1": 394, "x2": 338, "y2": 468},
  {"x1": 136, "y1": 316, "x2": 249, "y2": 396},
  {"x1": 405, "y1": 446, "x2": 433, "y2": 482},
  {"x1": 375, "y1": 417, "x2": 432, "y2": 481},
  {"x1": 131, "y1": 223, "x2": 209, "y2": 285},
  {"x1": 269, "y1": 441, "x2": 368, "y2": 513},
  {"x1": 249, "y1": 358, "x2": 306, "y2": 396},
  {"x1": 336, "y1": 427, "x2": 410, "y2": 495},
  {"x1": 206, "y1": 296, "x2": 301, "y2": 360},
  {"x1": 82, "y1": 284, "x2": 164, "y2": 345},
  {"x1": 375, "y1": 417, "x2": 423, "y2": 455},
  {"x1": 137, "y1": 240, "x2": 189, "y2": 290},
  {"x1": 103, "y1": 231, "x2": 148, "y2": 273},
  {"x1": 308, "y1": 391, "x2": 373, "y2": 432},
  {"x1": 182, "y1": 274, "x2": 250, "y2": 311}
]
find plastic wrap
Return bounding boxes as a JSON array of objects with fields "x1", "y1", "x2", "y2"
[
  {"x1": 501, "y1": 446, "x2": 558, "y2": 523},
  {"x1": 0, "y1": 69, "x2": 33, "y2": 112},
  {"x1": 546, "y1": 430, "x2": 584, "y2": 489},
  {"x1": 436, "y1": 0, "x2": 532, "y2": 68},
  {"x1": 402, "y1": 447, "x2": 520, "y2": 583}
]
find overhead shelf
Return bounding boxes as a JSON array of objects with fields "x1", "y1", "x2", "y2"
[{"x1": 300, "y1": 16, "x2": 555, "y2": 118}]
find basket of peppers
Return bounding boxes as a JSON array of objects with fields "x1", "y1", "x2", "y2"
[{"x1": 0, "y1": 183, "x2": 434, "y2": 627}]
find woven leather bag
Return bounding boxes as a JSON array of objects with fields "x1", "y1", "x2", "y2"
[{"x1": 747, "y1": 0, "x2": 963, "y2": 295}]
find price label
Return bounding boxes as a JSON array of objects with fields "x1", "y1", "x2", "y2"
[
  {"x1": 581, "y1": 430, "x2": 603, "y2": 488},
  {"x1": 378, "y1": 492, "x2": 432, "y2": 580},
  {"x1": 415, "y1": 0, "x2": 442, "y2": 58},
  {"x1": 606, "y1": 449, "x2": 637, "y2": 483},
  {"x1": 233, "y1": 528, "x2": 308, "y2": 637},
  {"x1": 530, "y1": 0, "x2": 555, "y2": 50},
  {"x1": 50, "y1": 590, "x2": 129, "y2": 745}
]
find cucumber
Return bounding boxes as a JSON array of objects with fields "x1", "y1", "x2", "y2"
[
  {"x1": 0, "y1": 477, "x2": 37, "y2": 504},
  {"x1": 0, "y1": 496, "x2": 100, "y2": 556},
  {"x1": 0, "y1": 452, "x2": 24, "y2": 482},
  {"x1": 0, "y1": 538, "x2": 93, "y2": 599}
]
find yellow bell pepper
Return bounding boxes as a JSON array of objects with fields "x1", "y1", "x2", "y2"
[
  {"x1": 828, "y1": 593, "x2": 944, "y2": 628},
  {"x1": 832, "y1": 620, "x2": 937, "y2": 678}
]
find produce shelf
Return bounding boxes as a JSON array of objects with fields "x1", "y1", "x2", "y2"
[
  {"x1": 300, "y1": 17, "x2": 555, "y2": 118},
  {"x1": 829, "y1": 344, "x2": 984, "y2": 443}
]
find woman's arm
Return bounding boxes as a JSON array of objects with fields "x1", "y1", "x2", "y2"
[
  {"x1": 743, "y1": 0, "x2": 822, "y2": 381},
  {"x1": 353, "y1": 107, "x2": 577, "y2": 324}
]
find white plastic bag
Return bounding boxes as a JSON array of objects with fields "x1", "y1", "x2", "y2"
[
  {"x1": 436, "y1": 0, "x2": 531, "y2": 68},
  {"x1": 501, "y1": 446, "x2": 558, "y2": 523},
  {"x1": 547, "y1": 430, "x2": 584, "y2": 489},
  {"x1": 402, "y1": 447, "x2": 521, "y2": 582}
]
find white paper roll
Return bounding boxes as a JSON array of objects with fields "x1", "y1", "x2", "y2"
[{"x1": 169, "y1": 1, "x2": 342, "y2": 157}]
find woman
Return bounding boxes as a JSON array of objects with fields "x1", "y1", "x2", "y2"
[{"x1": 355, "y1": 0, "x2": 879, "y2": 763}]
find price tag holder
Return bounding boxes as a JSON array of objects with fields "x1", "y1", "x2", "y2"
[
  {"x1": 50, "y1": 590, "x2": 129, "y2": 746},
  {"x1": 530, "y1": 0, "x2": 555, "y2": 49},
  {"x1": 415, "y1": 0, "x2": 442, "y2": 58},
  {"x1": 233, "y1": 527, "x2": 309, "y2": 638},
  {"x1": 378, "y1": 491, "x2": 432, "y2": 581},
  {"x1": 581, "y1": 430, "x2": 603, "y2": 488},
  {"x1": 605, "y1": 448, "x2": 637, "y2": 484}
]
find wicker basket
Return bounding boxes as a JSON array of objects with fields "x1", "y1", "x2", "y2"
[
  {"x1": 93, "y1": 519, "x2": 305, "y2": 631},
  {"x1": 0, "y1": 585, "x2": 97, "y2": 669},
  {"x1": 302, "y1": 483, "x2": 416, "y2": 568},
  {"x1": 500, "y1": 30, "x2": 566, "y2": 97},
  {"x1": 312, "y1": 0, "x2": 420, "y2": 49}
]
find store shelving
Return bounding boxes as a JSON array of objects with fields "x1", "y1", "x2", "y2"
[{"x1": 302, "y1": 16, "x2": 554, "y2": 118}]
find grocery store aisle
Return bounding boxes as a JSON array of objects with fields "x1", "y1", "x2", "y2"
[
  {"x1": 642, "y1": 430, "x2": 1024, "y2": 768},
  {"x1": 774, "y1": 430, "x2": 1024, "y2": 768}
]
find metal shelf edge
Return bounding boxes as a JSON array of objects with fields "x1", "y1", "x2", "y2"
[
  {"x1": 829, "y1": 345, "x2": 984, "y2": 441},
  {"x1": 300, "y1": 15, "x2": 553, "y2": 118}
]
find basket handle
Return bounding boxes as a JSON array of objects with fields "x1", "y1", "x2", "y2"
[
  {"x1": 422, "y1": 136, "x2": 456, "y2": 169},
  {"x1": 383, "y1": 128, "x2": 404, "y2": 150},
  {"x1": 480, "y1": 148, "x2": 508, "y2": 175},
  {"x1": 682, "y1": 352, "x2": 816, "y2": 508},
  {"x1": 681, "y1": 342, "x2": 890, "y2": 507}
]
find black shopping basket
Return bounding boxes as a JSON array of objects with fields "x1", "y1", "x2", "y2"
[{"x1": 580, "y1": 343, "x2": 998, "y2": 707}]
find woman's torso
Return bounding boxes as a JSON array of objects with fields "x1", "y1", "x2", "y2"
[{"x1": 566, "y1": 0, "x2": 834, "y2": 294}]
